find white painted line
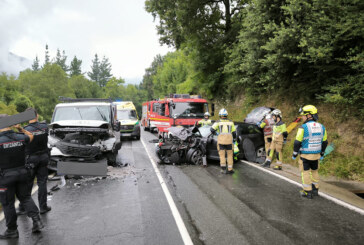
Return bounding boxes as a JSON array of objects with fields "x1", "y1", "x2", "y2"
[
  {"x1": 241, "y1": 160, "x2": 364, "y2": 215},
  {"x1": 141, "y1": 139, "x2": 194, "y2": 245}
]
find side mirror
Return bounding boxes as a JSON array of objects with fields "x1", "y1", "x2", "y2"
[
  {"x1": 211, "y1": 104, "x2": 215, "y2": 117},
  {"x1": 114, "y1": 121, "x2": 121, "y2": 131}
]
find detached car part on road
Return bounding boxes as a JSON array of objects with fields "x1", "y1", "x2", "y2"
[{"x1": 48, "y1": 98, "x2": 122, "y2": 176}]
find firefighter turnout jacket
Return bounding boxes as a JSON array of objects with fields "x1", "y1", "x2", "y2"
[{"x1": 198, "y1": 119, "x2": 212, "y2": 126}]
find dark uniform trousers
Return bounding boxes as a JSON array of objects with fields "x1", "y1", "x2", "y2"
[
  {"x1": 27, "y1": 152, "x2": 49, "y2": 209},
  {"x1": 0, "y1": 167, "x2": 39, "y2": 230}
]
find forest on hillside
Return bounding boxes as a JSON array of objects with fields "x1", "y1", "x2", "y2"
[
  {"x1": 0, "y1": 0, "x2": 363, "y2": 121},
  {"x1": 0, "y1": 46, "x2": 146, "y2": 121},
  {"x1": 141, "y1": 0, "x2": 363, "y2": 118}
]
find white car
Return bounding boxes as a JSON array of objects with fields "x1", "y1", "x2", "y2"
[{"x1": 48, "y1": 98, "x2": 121, "y2": 176}]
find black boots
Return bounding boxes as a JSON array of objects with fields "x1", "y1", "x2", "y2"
[
  {"x1": 0, "y1": 229, "x2": 19, "y2": 239},
  {"x1": 312, "y1": 184, "x2": 319, "y2": 196},
  {"x1": 262, "y1": 160, "x2": 271, "y2": 168},
  {"x1": 300, "y1": 190, "x2": 313, "y2": 199},
  {"x1": 32, "y1": 215, "x2": 44, "y2": 233},
  {"x1": 40, "y1": 206, "x2": 52, "y2": 214}
]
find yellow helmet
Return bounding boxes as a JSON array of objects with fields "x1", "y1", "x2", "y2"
[{"x1": 299, "y1": 105, "x2": 318, "y2": 115}]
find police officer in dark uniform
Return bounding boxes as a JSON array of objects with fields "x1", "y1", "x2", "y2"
[
  {"x1": 17, "y1": 110, "x2": 51, "y2": 215},
  {"x1": 0, "y1": 114, "x2": 44, "y2": 239}
]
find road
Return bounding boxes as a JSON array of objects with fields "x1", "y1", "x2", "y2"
[{"x1": 1, "y1": 130, "x2": 363, "y2": 245}]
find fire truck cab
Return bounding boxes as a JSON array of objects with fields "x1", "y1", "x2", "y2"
[{"x1": 142, "y1": 94, "x2": 213, "y2": 133}]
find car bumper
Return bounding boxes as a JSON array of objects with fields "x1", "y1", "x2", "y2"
[
  {"x1": 120, "y1": 125, "x2": 140, "y2": 137},
  {"x1": 49, "y1": 157, "x2": 108, "y2": 176}
]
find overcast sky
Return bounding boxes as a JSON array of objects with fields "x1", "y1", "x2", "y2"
[{"x1": 0, "y1": 0, "x2": 172, "y2": 84}]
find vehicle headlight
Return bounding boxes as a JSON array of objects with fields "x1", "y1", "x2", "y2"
[{"x1": 48, "y1": 135, "x2": 60, "y2": 146}]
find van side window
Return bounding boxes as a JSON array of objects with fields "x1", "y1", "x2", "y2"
[
  {"x1": 153, "y1": 103, "x2": 159, "y2": 113},
  {"x1": 159, "y1": 103, "x2": 165, "y2": 116}
]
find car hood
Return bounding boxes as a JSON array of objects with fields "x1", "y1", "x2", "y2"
[{"x1": 50, "y1": 120, "x2": 109, "y2": 128}]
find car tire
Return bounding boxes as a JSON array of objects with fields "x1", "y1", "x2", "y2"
[
  {"x1": 107, "y1": 152, "x2": 118, "y2": 166},
  {"x1": 135, "y1": 135, "x2": 140, "y2": 140},
  {"x1": 242, "y1": 138, "x2": 256, "y2": 162},
  {"x1": 255, "y1": 146, "x2": 266, "y2": 164}
]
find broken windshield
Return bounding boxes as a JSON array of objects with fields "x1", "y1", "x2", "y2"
[{"x1": 52, "y1": 106, "x2": 111, "y2": 123}]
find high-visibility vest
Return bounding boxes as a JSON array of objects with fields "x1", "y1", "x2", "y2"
[
  {"x1": 198, "y1": 119, "x2": 212, "y2": 126},
  {"x1": 300, "y1": 121, "x2": 325, "y2": 154}
]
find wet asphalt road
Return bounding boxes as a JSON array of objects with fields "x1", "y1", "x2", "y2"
[{"x1": 1, "y1": 129, "x2": 363, "y2": 245}]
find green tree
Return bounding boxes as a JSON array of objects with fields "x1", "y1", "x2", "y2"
[
  {"x1": 152, "y1": 50, "x2": 198, "y2": 98},
  {"x1": 99, "y1": 56, "x2": 113, "y2": 87},
  {"x1": 18, "y1": 64, "x2": 74, "y2": 121},
  {"x1": 141, "y1": 54, "x2": 163, "y2": 100},
  {"x1": 44, "y1": 44, "x2": 50, "y2": 66},
  {"x1": 69, "y1": 75, "x2": 103, "y2": 98},
  {"x1": 145, "y1": 0, "x2": 246, "y2": 97},
  {"x1": 104, "y1": 77, "x2": 126, "y2": 100},
  {"x1": 69, "y1": 56, "x2": 83, "y2": 77},
  {"x1": 14, "y1": 94, "x2": 34, "y2": 113},
  {"x1": 88, "y1": 54, "x2": 101, "y2": 85},
  {"x1": 32, "y1": 56, "x2": 40, "y2": 71},
  {"x1": 0, "y1": 102, "x2": 18, "y2": 115},
  {"x1": 0, "y1": 73, "x2": 21, "y2": 105},
  {"x1": 54, "y1": 49, "x2": 69, "y2": 72}
]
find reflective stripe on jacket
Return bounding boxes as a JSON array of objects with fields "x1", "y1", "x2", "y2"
[
  {"x1": 272, "y1": 121, "x2": 287, "y2": 142},
  {"x1": 198, "y1": 119, "x2": 212, "y2": 126},
  {"x1": 212, "y1": 119, "x2": 236, "y2": 135}
]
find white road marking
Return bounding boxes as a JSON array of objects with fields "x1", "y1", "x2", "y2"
[
  {"x1": 242, "y1": 160, "x2": 364, "y2": 215},
  {"x1": 141, "y1": 139, "x2": 194, "y2": 245}
]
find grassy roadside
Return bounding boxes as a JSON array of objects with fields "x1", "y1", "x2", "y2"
[{"x1": 211, "y1": 93, "x2": 364, "y2": 182}]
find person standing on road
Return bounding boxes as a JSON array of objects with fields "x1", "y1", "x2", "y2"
[
  {"x1": 257, "y1": 112, "x2": 274, "y2": 158},
  {"x1": 17, "y1": 109, "x2": 51, "y2": 215},
  {"x1": 198, "y1": 112, "x2": 212, "y2": 127},
  {"x1": 0, "y1": 114, "x2": 44, "y2": 239},
  {"x1": 262, "y1": 109, "x2": 287, "y2": 170},
  {"x1": 211, "y1": 109, "x2": 236, "y2": 174},
  {"x1": 292, "y1": 105, "x2": 328, "y2": 199}
]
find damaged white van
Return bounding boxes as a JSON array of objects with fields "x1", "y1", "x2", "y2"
[{"x1": 48, "y1": 98, "x2": 121, "y2": 176}]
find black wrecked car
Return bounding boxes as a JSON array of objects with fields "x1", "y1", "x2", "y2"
[
  {"x1": 156, "y1": 123, "x2": 266, "y2": 165},
  {"x1": 199, "y1": 124, "x2": 266, "y2": 163}
]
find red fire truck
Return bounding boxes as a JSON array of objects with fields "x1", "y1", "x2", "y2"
[{"x1": 141, "y1": 94, "x2": 213, "y2": 133}]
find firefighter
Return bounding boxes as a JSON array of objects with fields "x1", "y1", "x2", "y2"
[
  {"x1": 210, "y1": 109, "x2": 236, "y2": 174},
  {"x1": 257, "y1": 112, "x2": 274, "y2": 159},
  {"x1": 0, "y1": 114, "x2": 44, "y2": 239},
  {"x1": 262, "y1": 109, "x2": 287, "y2": 170},
  {"x1": 292, "y1": 105, "x2": 328, "y2": 199},
  {"x1": 17, "y1": 110, "x2": 51, "y2": 215},
  {"x1": 198, "y1": 112, "x2": 212, "y2": 126}
]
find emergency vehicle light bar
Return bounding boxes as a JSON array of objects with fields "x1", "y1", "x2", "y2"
[
  {"x1": 167, "y1": 94, "x2": 190, "y2": 99},
  {"x1": 58, "y1": 97, "x2": 113, "y2": 103}
]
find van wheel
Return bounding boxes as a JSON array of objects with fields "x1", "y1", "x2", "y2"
[{"x1": 135, "y1": 136, "x2": 140, "y2": 140}]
